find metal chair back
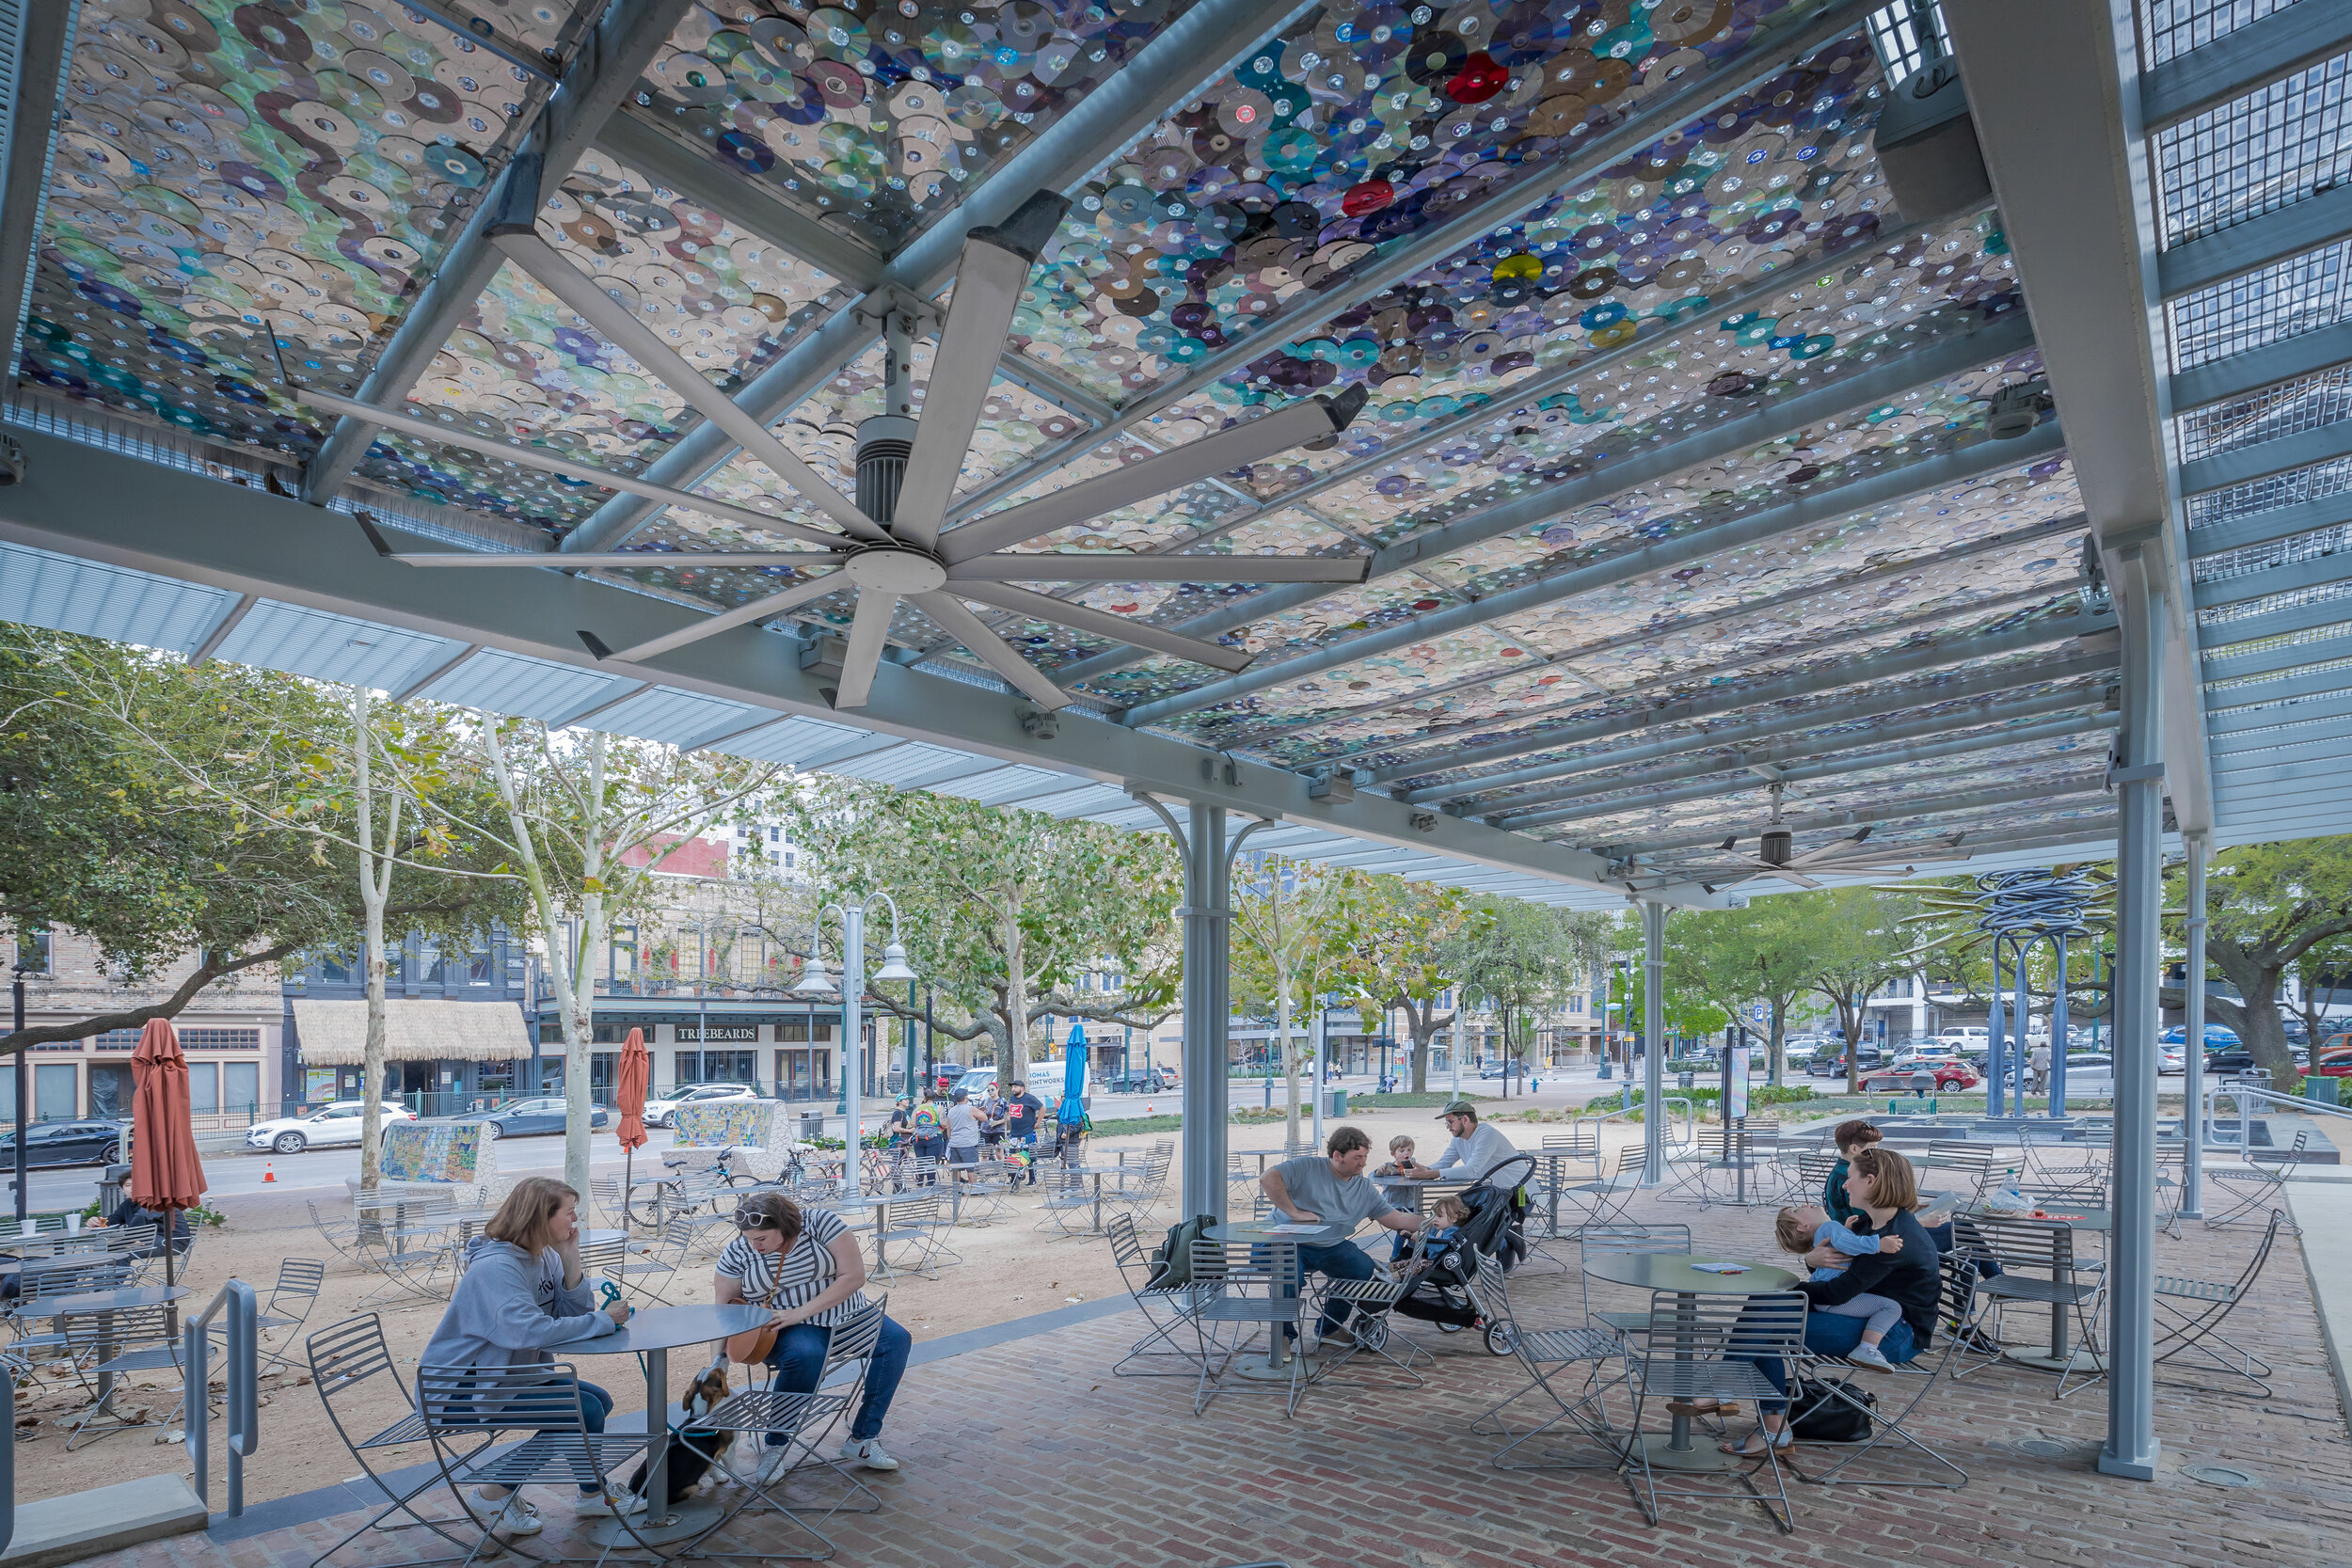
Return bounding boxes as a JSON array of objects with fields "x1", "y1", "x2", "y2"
[
  {"x1": 1955, "y1": 1212, "x2": 2085, "y2": 1277},
  {"x1": 1634, "y1": 1290, "x2": 1806, "y2": 1397},
  {"x1": 415, "y1": 1360, "x2": 592, "y2": 1433}
]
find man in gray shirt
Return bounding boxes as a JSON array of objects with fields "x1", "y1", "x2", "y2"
[
  {"x1": 1261, "y1": 1126, "x2": 1423, "y2": 1349},
  {"x1": 945, "y1": 1088, "x2": 983, "y2": 1167}
]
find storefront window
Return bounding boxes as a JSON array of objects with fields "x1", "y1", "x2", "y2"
[
  {"x1": 224, "y1": 1062, "x2": 259, "y2": 1115},
  {"x1": 35, "y1": 1064, "x2": 75, "y2": 1121},
  {"x1": 184, "y1": 1064, "x2": 218, "y2": 1116}
]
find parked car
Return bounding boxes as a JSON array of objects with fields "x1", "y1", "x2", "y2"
[
  {"x1": 1864, "y1": 1062, "x2": 1979, "y2": 1092},
  {"x1": 643, "y1": 1083, "x2": 757, "y2": 1127},
  {"x1": 954, "y1": 1067, "x2": 998, "y2": 1099},
  {"x1": 246, "y1": 1101, "x2": 416, "y2": 1156},
  {"x1": 0, "y1": 1118, "x2": 132, "y2": 1167},
  {"x1": 931, "y1": 1063, "x2": 966, "y2": 1093},
  {"x1": 481, "y1": 1097, "x2": 608, "y2": 1138},
  {"x1": 1780, "y1": 1037, "x2": 1825, "y2": 1064},
  {"x1": 1098, "y1": 1069, "x2": 1171, "y2": 1094},
  {"x1": 2204, "y1": 1044, "x2": 2259, "y2": 1075},
  {"x1": 1807, "y1": 1044, "x2": 1887, "y2": 1078},
  {"x1": 2056, "y1": 1053, "x2": 2115, "y2": 1096},
  {"x1": 1933, "y1": 1027, "x2": 1990, "y2": 1053},
  {"x1": 2310, "y1": 1044, "x2": 2352, "y2": 1078},
  {"x1": 2160, "y1": 1023, "x2": 2239, "y2": 1048},
  {"x1": 2157, "y1": 1041, "x2": 2185, "y2": 1074},
  {"x1": 2281, "y1": 1016, "x2": 2310, "y2": 1044}
]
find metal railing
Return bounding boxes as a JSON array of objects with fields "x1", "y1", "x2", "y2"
[
  {"x1": 183, "y1": 1280, "x2": 257, "y2": 1518},
  {"x1": 2203, "y1": 1078, "x2": 2352, "y2": 1151},
  {"x1": 1575, "y1": 1094, "x2": 1696, "y2": 1150}
]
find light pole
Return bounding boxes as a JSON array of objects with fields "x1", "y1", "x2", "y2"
[
  {"x1": 12, "y1": 958, "x2": 26, "y2": 1224},
  {"x1": 794, "y1": 894, "x2": 919, "y2": 1199}
]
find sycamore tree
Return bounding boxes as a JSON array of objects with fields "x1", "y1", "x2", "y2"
[
  {"x1": 475, "y1": 722, "x2": 784, "y2": 1193},
  {"x1": 1233, "y1": 858, "x2": 1371, "y2": 1144},
  {"x1": 1614, "y1": 920, "x2": 1731, "y2": 1055},
  {"x1": 2172, "y1": 837, "x2": 2352, "y2": 1081},
  {"x1": 1343, "y1": 877, "x2": 1477, "y2": 1093},
  {"x1": 787, "y1": 781, "x2": 1182, "y2": 1072},
  {"x1": 1446, "y1": 899, "x2": 1611, "y2": 1096},
  {"x1": 1673, "y1": 899, "x2": 1820, "y2": 1085},
  {"x1": 1807, "y1": 885, "x2": 1921, "y2": 1093}
]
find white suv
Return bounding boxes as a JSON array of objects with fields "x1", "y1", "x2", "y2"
[
  {"x1": 246, "y1": 1101, "x2": 417, "y2": 1155},
  {"x1": 643, "y1": 1083, "x2": 758, "y2": 1128}
]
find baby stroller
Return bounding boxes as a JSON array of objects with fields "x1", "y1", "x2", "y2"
[{"x1": 1385, "y1": 1153, "x2": 1535, "y2": 1354}]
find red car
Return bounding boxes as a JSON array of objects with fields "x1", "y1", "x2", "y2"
[
  {"x1": 1863, "y1": 1063, "x2": 1980, "y2": 1092},
  {"x1": 2310, "y1": 1045, "x2": 2352, "y2": 1078}
]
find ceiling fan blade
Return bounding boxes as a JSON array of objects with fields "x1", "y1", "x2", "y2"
[
  {"x1": 488, "y1": 231, "x2": 885, "y2": 542},
  {"x1": 832, "y1": 590, "x2": 899, "y2": 709},
  {"x1": 596, "y1": 571, "x2": 844, "y2": 663},
  {"x1": 949, "y1": 579, "x2": 1252, "y2": 673},
  {"x1": 316, "y1": 390, "x2": 850, "y2": 548},
  {"x1": 1774, "y1": 868, "x2": 1828, "y2": 890},
  {"x1": 892, "y1": 192, "x2": 1068, "y2": 548},
  {"x1": 914, "y1": 591, "x2": 1072, "y2": 710},
  {"x1": 948, "y1": 551, "x2": 1371, "y2": 583},
  {"x1": 364, "y1": 521, "x2": 843, "y2": 573},
  {"x1": 1786, "y1": 829, "x2": 1878, "y2": 867},
  {"x1": 940, "y1": 388, "x2": 1370, "y2": 562}
]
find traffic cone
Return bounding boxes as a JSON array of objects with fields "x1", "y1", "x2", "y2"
[{"x1": 262, "y1": 1164, "x2": 276, "y2": 1183}]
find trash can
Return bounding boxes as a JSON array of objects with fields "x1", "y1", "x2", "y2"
[
  {"x1": 797, "y1": 1111, "x2": 827, "y2": 1143},
  {"x1": 2307, "y1": 1075, "x2": 2342, "y2": 1107},
  {"x1": 1677, "y1": 1070, "x2": 1694, "y2": 1090},
  {"x1": 98, "y1": 1163, "x2": 132, "y2": 1216},
  {"x1": 1327, "y1": 1088, "x2": 1347, "y2": 1117}
]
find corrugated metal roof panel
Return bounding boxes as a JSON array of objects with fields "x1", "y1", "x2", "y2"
[
  {"x1": 931, "y1": 765, "x2": 1071, "y2": 807},
  {"x1": 828, "y1": 742, "x2": 979, "y2": 788},
  {"x1": 215, "y1": 601, "x2": 464, "y2": 691},
  {"x1": 712, "y1": 713, "x2": 880, "y2": 767},
  {"x1": 426, "y1": 648, "x2": 631, "y2": 721},
  {"x1": 0, "y1": 540, "x2": 231, "y2": 654},
  {"x1": 586, "y1": 687, "x2": 769, "y2": 748}
]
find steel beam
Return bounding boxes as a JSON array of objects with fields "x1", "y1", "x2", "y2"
[
  {"x1": 559, "y1": 0, "x2": 1324, "y2": 555},
  {"x1": 1497, "y1": 711, "x2": 2117, "y2": 831},
  {"x1": 1604, "y1": 776, "x2": 2109, "y2": 859},
  {"x1": 1640, "y1": 898, "x2": 1665, "y2": 1185},
  {"x1": 184, "y1": 593, "x2": 258, "y2": 668},
  {"x1": 1947, "y1": 0, "x2": 2213, "y2": 852},
  {"x1": 2156, "y1": 185, "x2": 2352, "y2": 301},
  {"x1": 2195, "y1": 550, "x2": 2352, "y2": 611},
  {"x1": 949, "y1": 0, "x2": 1883, "y2": 531},
  {"x1": 0, "y1": 0, "x2": 70, "y2": 366},
  {"x1": 301, "y1": 0, "x2": 692, "y2": 503},
  {"x1": 1419, "y1": 653, "x2": 2118, "y2": 805},
  {"x1": 2139, "y1": 0, "x2": 2352, "y2": 132},
  {"x1": 1476, "y1": 686, "x2": 2111, "y2": 819},
  {"x1": 2178, "y1": 418, "x2": 2352, "y2": 496},
  {"x1": 1244, "y1": 513, "x2": 2087, "y2": 757},
  {"x1": 2205, "y1": 686, "x2": 2352, "y2": 736},
  {"x1": 2210, "y1": 712, "x2": 2352, "y2": 757},
  {"x1": 1388, "y1": 614, "x2": 2113, "y2": 798},
  {"x1": 1079, "y1": 319, "x2": 2049, "y2": 697},
  {"x1": 2201, "y1": 628, "x2": 2352, "y2": 684},
  {"x1": 388, "y1": 643, "x2": 481, "y2": 704},
  {"x1": 0, "y1": 422, "x2": 1630, "y2": 899},
  {"x1": 2205, "y1": 661, "x2": 2352, "y2": 710},
  {"x1": 2171, "y1": 319, "x2": 2352, "y2": 414}
]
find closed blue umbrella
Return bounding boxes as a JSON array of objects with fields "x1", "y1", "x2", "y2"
[{"x1": 1059, "y1": 1022, "x2": 1089, "y2": 1124}]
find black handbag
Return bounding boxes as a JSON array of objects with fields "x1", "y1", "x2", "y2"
[{"x1": 1788, "y1": 1375, "x2": 1875, "y2": 1442}]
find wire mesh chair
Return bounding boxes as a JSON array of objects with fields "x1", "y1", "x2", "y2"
[
  {"x1": 1949, "y1": 1212, "x2": 2108, "y2": 1400},
  {"x1": 1105, "y1": 1213, "x2": 1206, "y2": 1379},
  {"x1": 612, "y1": 1216, "x2": 696, "y2": 1306},
  {"x1": 1470, "y1": 1250, "x2": 1624, "y2": 1467},
  {"x1": 305, "y1": 1314, "x2": 483, "y2": 1568},
  {"x1": 1188, "y1": 1238, "x2": 1311, "y2": 1418},
  {"x1": 1622, "y1": 1289, "x2": 1808, "y2": 1534},
  {"x1": 218, "y1": 1257, "x2": 327, "y2": 1374},
  {"x1": 1550, "y1": 1146, "x2": 1647, "y2": 1238},
  {"x1": 695, "y1": 1298, "x2": 893, "y2": 1546},
  {"x1": 1925, "y1": 1140, "x2": 1998, "y2": 1205},
  {"x1": 415, "y1": 1362, "x2": 656, "y2": 1568},
  {"x1": 1579, "y1": 1225, "x2": 1693, "y2": 1342},
  {"x1": 1785, "y1": 1255, "x2": 1982, "y2": 1490},
  {"x1": 2153, "y1": 1208, "x2": 2283, "y2": 1397},
  {"x1": 305, "y1": 1200, "x2": 362, "y2": 1268},
  {"x1": 2204, "y1": 1131, "x2": 2310, "y2": 1230},
  {"x1": 870, "y1": 1193, "x2": 950, "y2": 1280}
]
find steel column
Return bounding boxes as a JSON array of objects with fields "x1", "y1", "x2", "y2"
[
  {"x1": 2011, "y1": 933, "x2": 2033, "y2": 1114},
  {"x1": 1986, "y1": 937, "x2": 2008, "y2": 1117},
  {"x1": 2103, "y1": 541, "x2": 2167, "y2": 1481},
  {"x1": 1176, "y1": 802, "x2": 1231, "y2": 1220},
  {"x1": 2047, "y1": 933, "x2": 2070, "y2": 1116},
  {"x1": 2180, "y1": 834, "x2": 2208, "y2": 1218},
  {"x1": 1641, "y1": 899, "x2": 1665, "y2": 1187}
]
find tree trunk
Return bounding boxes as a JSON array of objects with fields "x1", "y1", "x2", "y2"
[
  {"x1": 1407, "y1": 1002, "x2": 1430, "y2": 1094},
  {"x1": 1768, "y1": 1000, "x2": 1785, "y2": 1089},
  {"x1": 2205, "y1": 944, "x2": 2296, "y2": 1079},
  {"x1": 352, "y1": 688, "x2": 396, "y2": 1194},
  {"x1": 1001, "y1": 888, "x2": 1027, "y2": 1076},
  {"x1": 1841, "y1": 998, "x2": 1864, "y2": 1095},
  {"x1": 1279, "y1": 984, "x2": 1298, "y2": 1146},
  {"x1": 563, "y1": 732, "x2": 607, "y2": 1196}
]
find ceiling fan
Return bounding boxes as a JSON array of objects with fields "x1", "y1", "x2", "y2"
[
  {"x1": 1658, "y1": 787, "x2": 1972, "y2": 891},
  {"x1": 332, "y1": 167, "x2": 1372, "y2": 712}
]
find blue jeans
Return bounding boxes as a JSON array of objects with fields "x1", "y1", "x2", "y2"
[
  {"x1": 763, "y1": 1315, "x2": 912, "y2": 1444},
  {"x1": 1746, "y1": 1314, "x2": 1918, "y2": 1415},
  {"x1": 1278, "y1": 1241, "x2": 1379, "y2": 1340}
]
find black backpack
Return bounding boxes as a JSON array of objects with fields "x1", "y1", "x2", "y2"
[
  {"x1": 1147, "y1": 1213, "x2": 1216, "y2": 1290},
  {"x1": 1787, "y1": 1375, "x2": 1876, "y2": 1442}
]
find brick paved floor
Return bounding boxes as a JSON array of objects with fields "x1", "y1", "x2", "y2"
[{"x1": 82, "y1": 1187, "x2": 2350, "y2": 1568}]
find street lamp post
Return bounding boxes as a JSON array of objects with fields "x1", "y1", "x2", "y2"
[
  {"x1": 795, "y1": 894, "x2": 919, "y2": 1200},
  {"x1": 12, "y1": 960, "x2": 26, "y2": 1224}
]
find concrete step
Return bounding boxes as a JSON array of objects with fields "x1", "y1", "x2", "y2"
[{"x1": 0, "y1": 1475, "x2": 207, "y2": 1568}]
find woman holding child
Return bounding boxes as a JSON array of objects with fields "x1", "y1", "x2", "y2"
[{"x1": 1718, "y1": 1145, "x2": 1944, "y2": 1456}]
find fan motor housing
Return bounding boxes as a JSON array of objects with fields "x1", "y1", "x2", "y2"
[
  {"x1": 1760, "y1": 827, "x2": 1795, "y2": 866},
  {"x1": 855, "y1": 414, "x2": 916, "y2": 524}
]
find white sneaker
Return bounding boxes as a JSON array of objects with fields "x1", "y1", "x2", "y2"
[
  {"x1": 476, "y1": 1491, "x2": 543, "y2": 1536},
  {"x1": 574, "y1": 1488, "x2": 647, "y2": 1519},
  {"x1": 837, "y1": 1438, "x2": 899, "y2": 1472},
  {"x1": 755, "y1": 1448, "x2": 795, "y2": 1487},
  {"x1": 1847, "y1": 1342, "x2": 1896, "y2": 1372}
]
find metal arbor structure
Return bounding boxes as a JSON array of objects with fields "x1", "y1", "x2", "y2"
[
  {"x1": 1969, "y1": 866, "x2": 2106, "y2": 1117},
  {"x1": 0, "y1": 0, "x2": 2344, "y2": 1481}
]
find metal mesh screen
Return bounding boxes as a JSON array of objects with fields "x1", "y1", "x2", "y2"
[
  {"x1": 2168, "y1": 239, "x2": 2352, "y2": 370},
  {"x1": 2185, "y1": 452, "x2": 2352, "y2": 527},
  {"x1": 2177, "y1": 366, "x2": 2352, "y2": 463},
  {"x1": 2141, "y1": 0, "x2": 2308, "y2": 68},
  {"x1": 2154, "y1": 54, "x2": 2352, "y2": 245}
]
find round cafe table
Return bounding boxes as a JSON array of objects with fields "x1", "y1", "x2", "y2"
[
  {"x1": 1582, "y1": 1252, "x2": 1800, "y2": 1472},
  {"x1": 547, "y1": 1302, "x2": 772, "y2": 1548},
  {"x1": 1203, "y1": 1219, "x2": 1347, "y2": 1380}
]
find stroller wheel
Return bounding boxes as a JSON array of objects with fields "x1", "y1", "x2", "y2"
[
  {"x1": 1484, "y1": 1320, "x2": 1518, "y2": 1356},
  {"x1": 1356, "y1": 1315, "x2": 1389, "y2": 1352},
  {"x1": 1436, "y1": 1320, "x2": 1462, "y2": 1335}
]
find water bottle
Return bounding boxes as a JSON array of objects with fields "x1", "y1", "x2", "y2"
[{"x1": 1991, "y1": 1167, "x2": 2027, "y2": 1212}]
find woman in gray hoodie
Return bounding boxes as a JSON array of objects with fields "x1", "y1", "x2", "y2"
[{"x1": 421, "y1": 1177, "x2": 633, "y2": 1535}]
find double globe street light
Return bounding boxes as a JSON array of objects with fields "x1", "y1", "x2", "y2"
[{"x1": 793, "y1": 893, "x2": 918, "y2": 1198}]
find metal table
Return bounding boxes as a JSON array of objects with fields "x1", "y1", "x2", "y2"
[
  {"x1": 40, "y1": 1282, "x2": 191, "y2": 1409},
  {"x1": 1204, "y1": 1219, "x2": 1347, "y2": 1380},
  {"x1": 830, "y1": 1192, "x2": 911, "y2": 1275},
  {"x1": 1582, "y1": 1252, "x2": 1799, "y2": 1472},
  {"x1": 1049, "y1": 1164, "x2": 1150, "y2": 1234},
  {"x1": 547, "y1": 1302, "x2": 773, "y2": 1548}
]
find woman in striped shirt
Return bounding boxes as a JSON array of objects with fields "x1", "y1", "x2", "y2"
[{"x1": 713, "y1": 1192, "x2": 913, "y2": 1484}]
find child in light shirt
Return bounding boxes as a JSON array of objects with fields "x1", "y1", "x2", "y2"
[{"x1": 1774, "y1": 1203, "x2": 1908, "y2": 1371}]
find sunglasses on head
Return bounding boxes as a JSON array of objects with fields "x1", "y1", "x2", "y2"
[{"x1": 734, "y1": 1206, "x2": 782, "y2": 1229}]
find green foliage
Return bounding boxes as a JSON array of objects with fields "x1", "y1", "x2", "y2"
[
  {"x1": 787, "y1": 779, "x2": 1182, "y2": 1064},
  {"x1": 1804, "y1": 885, "x2": 1920, "y2": 1092},
  {"x1": 1669, "y1": 899, "x2": 1820, "y2": 1083},
  {"x1": 2174, "y1": 837, "x2": 2352, "y2": 1079},
  {"x1": 1446, "y1": 898, "x2": 1610, "y2": 1064},
  {"x1": 1332, "y1": 876, "x2": 1479, "y2": 1092}
]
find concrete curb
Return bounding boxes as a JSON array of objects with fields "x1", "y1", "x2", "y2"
[
  {"x1": 0, "y1": 1475, "x2": 207, "y2": 1568},
  {"x1": 2288, "y1": 1183, "x2": 2352, "y2": 1438}
]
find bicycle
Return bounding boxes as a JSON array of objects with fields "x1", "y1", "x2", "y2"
[{"x1": 623, "y1": 1147, "x2": 771, "y2": 1230}]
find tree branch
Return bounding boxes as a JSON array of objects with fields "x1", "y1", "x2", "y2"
[{"x1": 0, "y1": 940, "x2": 303, "y2": 1056}]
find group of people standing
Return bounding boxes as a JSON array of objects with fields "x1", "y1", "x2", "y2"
[{"x1": 884, "y1": 1078, "x2": 1078, "y2": 1185}]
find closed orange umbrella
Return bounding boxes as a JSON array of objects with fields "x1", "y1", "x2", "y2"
[
  {"x1": 129, "y1": 1018, "x2": 206, "y2": 1305},
  {"x1": 614, "y1": 1028, "x2": 649, "y2": 1223}
]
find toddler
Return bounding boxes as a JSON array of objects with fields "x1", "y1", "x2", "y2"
[
  {"x1": 1375, "y1": 1134, "x2": 1420, "y2": 1178},
  {"x1": 1774, "y1": 1203, "x2": 1906, "y2": 1371},
  {"x1": 1389, "y1": 1194, "x2": 1471, "y2": 1283}
]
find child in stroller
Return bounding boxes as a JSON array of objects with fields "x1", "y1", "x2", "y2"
[{"x1": 1380, "y1": 1153, "x2": 1534, "y2": 1354}]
